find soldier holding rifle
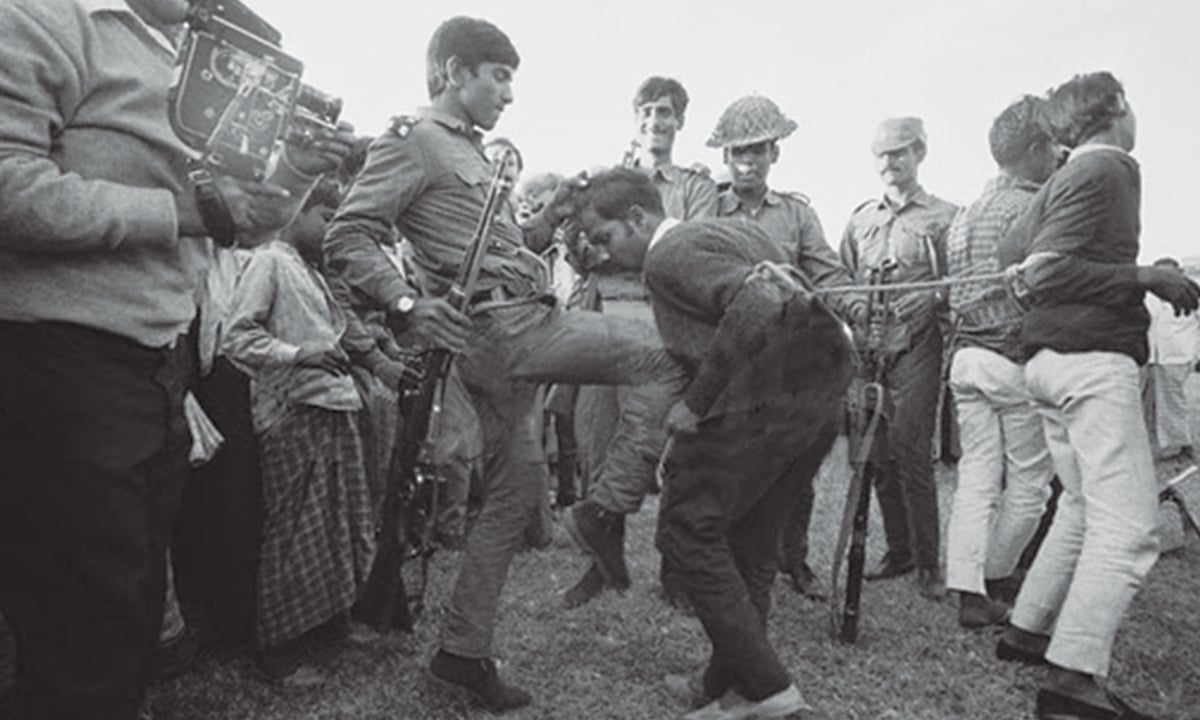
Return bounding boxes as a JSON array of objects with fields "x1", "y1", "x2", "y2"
[{"x1": 323, "y1": 16, "x2": 686, "y2": 713}]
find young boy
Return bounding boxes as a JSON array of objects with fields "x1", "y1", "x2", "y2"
[{"x1": 224, "y1": 180, "x2": 375, "y2": 681}]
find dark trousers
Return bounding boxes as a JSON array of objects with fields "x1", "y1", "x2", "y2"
[
  {"x1": 876, "y1": 324, "x2": 943, "y2": 569},
  {"x1": 0, "y1": 321, "x2": 190, "y2": 720},
  {"x1": 780, "y1": 470, "x2": 815, "y2": 570},
  {"x1": 659, "y1": 409, "x2": 840, "y2": 702},
  {"x1": 174, "y1": 357, "x2": 262, "y2": 646}
]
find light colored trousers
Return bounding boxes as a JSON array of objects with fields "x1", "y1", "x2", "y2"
[
  {"x1": 1012, "y1": 349, "x2": 1160, "y2": 677},
  {"x1": 1142, "y1": 362, "x2": 1194, "y2": 457},
  {"x1": 946, "y1": 347, "x2": 1054, "y2": 595}
]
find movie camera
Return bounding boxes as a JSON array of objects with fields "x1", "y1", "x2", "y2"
[{"x1": 168, "y1": 0, "x2": 343, "y2": 181}]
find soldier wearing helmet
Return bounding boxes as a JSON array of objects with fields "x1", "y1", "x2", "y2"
[
  {"x1": 708, "y1": 95, "x2": 862, "y2": 600},
  {"x1": 839, "y1": 116, "x2": 959, "y2": 601}
]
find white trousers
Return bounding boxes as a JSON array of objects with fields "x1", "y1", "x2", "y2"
[
  {"x1": 1012, "y1": 349, "x2": 1160, "y2": 677},
  {"x1": 946, "y1": 347, "x2": 1054, "y2": 594}
]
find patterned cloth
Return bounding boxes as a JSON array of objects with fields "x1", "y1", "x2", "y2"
[
  {"x1": 946, "y1": 173, "x2": 1040, "y2": 359},
  {"x1": 255, "y1": 405, "x2": 375, "y2": 648}
]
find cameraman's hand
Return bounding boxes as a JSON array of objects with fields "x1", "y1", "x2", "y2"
[
  {"x1": 1140, "y1": 266, "x2": 1200, "y2": 315},
  {"x1": 399, "y1": 298, "x2": 472, "y2": 354},
  {"x1": 284, "y1": 120, "x2": 357, "y2": 177},
  {"x1": 295, "y1": 342, "x2": 351, "y2": 375},
  {"x1": 212, "y1": 176, "x2": 298, "y2": 246}
]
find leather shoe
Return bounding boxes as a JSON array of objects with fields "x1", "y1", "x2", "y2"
[
  {"x1": 915, "y1": 568, "x2": 945, "y2": 600},
  {"x1": 563, "y1": 500, "x2": 630, "y2": 589},
  {"x1": 958, "y1": 592, "x2": 1010, "y2": 628},
  {"x1": 864, "y1": 553, "x2": 914, "y2": 581},
  {"x1": 996, "y1": 638, "x2": 1047, "y2": 666},
  {"x1": 785, "y1": 562, "x2": 827, "y2": 600},
  {"x1": 1036, "y1": 687, "x2": 1159, "y2": 719},
  {"x1": 563, "y1": 563, "x2": 605, "y2": 609},
  {"x1": 429, "y1": 650, "x2": 531, "y2": 712}
]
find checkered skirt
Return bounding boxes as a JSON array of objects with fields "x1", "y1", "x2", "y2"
[{"x1": 255, "y1": 405, "x2": 375, "y2": 648}]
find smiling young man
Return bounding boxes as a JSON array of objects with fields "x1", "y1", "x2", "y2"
[
  {"x1": 839, "y1": 117, "x2": 959, "y2": 600},
  {"x1": 564, "y1": 168, "x2": 852, "y2": 720},
  {"x1": 323, "y1": 17, "x2": 687, "y2": 713},
  {"x1": 708, "y1": 94, "x2": 861, "y2": 600}
]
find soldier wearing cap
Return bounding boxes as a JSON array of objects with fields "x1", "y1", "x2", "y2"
[
  {"x1": 839, "y1": 116, "x2": 958, "y2": 599},
  {"x1": 709, "y1": 94, "x2": 861, "y2": 599}
]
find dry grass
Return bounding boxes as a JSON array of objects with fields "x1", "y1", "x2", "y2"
[{"x1": 142, "y1": 433, "x2": 1200, "y2": 720}]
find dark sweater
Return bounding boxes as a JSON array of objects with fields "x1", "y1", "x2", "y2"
[
  {"x1": 644, "y1": 219, "x2": 812, "y2": 415},
  {"x1": 1001, "y1": 147, "x2": 1148, "y2": 363}
]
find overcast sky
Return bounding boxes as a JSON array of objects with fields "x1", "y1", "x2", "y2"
[{"x1": 250, "y1": 0, "x2": 1199, "y2": 261}]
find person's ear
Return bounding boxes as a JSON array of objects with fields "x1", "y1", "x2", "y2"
[
  {"x1": 769, "y1": 143, "x2": 781, "y2": 164},
  {"x1": 626, "y1": 204, "x2": 647, "y2": 228},
  {"x1": 445, "y1": 56, "x2": 466, "y2": 89}
]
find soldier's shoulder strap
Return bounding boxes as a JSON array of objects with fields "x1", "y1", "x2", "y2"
[
  {"x1": 850, "y1": 198, "x2": 877, "y2": 215},
  {"x1": 779, "y1": 189, "x2": 811, "y2": 206},
  {"x1": 388, "y1": 114, "x2": 423, "y2": 140}
]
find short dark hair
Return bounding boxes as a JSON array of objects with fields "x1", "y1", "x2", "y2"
[
  {"x1": 426, "y1": 16, "x2": 520, "y2": 99},
  {"x1": 1044, "y1": 71, "x2": 1127, "y2": 148},
  {"x1": 1153, "y1": 256, "x2": 1181, "y2": 269},
  {"x1": 989, "y1": 95, "x2": 1053, "y2": 167},
  {"x1": 633, "y1": 76, "x2": 689, "y2": 118},
  {"x1": 576, "y1": 168, "x2": 664, "y2": 220}
]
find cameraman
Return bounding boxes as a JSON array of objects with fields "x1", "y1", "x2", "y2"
[{"x1": 0, "y1": 1, "x2": 352, "y2": 718}]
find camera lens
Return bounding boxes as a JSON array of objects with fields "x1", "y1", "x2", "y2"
[{"x1": 297, "y1": 84, "x2": 342, "y2": 123}]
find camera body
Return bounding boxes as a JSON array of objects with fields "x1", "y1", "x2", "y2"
[{"x1": 168, "y1": 0, "x2": 342, "y2": 181}]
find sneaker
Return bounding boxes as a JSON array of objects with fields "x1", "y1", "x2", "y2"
[
  {"x1": 563, "y1": 500, "x2": 630, "y2": 589},
  {"x1": 429, "y1": 650, "x2": 531, "y2": 712},
  {"x1": 683, "y1": 684, "x2": 809, "y2": 720}
]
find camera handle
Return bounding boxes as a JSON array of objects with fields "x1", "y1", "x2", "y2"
[{"x1": 187, "y1": 160, "x2": 237, "y2": 247}]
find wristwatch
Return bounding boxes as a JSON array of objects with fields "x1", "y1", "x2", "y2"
[{"x1": 395, "y1": 296, "x2": 417, "y2": 316}]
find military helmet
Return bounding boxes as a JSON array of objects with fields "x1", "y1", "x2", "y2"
[{"x1": 706, "y1": 95, "x2": 798, "y2": 149}]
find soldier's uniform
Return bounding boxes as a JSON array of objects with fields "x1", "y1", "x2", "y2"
[{"x1": 839, "y1": 119, "x2": 958, "y2": 579}]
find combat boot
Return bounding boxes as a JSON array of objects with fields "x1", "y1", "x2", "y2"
[{"x1": 563, "y1": 500, "x2": 630, "y2": 589}]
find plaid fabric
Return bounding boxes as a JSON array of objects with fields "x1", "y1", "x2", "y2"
[
  {"x1": 946, "y1": 174, "x2": 1040, "y2": 357},
  {"x1": 256, "y1": 405, "x2": 375, "y2": 648}
]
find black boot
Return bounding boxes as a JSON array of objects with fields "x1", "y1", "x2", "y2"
[
  {"x1": 429, "y1": 650, "x2": 532, "y2": 712},
  {"x1": 563, "y1": 500, "x2": 629, "y2": 589},
  {"x1": 563, "y1": 563, "x2": 605, "y2": 609}
]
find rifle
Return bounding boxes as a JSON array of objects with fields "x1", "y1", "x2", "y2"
[
  {"x1": 355, "y1": 146, "x2": 521, "y2": 632},
  {"x1": 830, "y1": 259, "x2": 896, "y2": 643}
]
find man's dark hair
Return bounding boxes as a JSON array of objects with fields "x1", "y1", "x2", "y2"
[
  {"x1": 426, "y1": 16, "x2": 520, "y2": 99},
  {"x1": 1044, "y1": 71, "x2": 1127, "y2": 148},
  {"x1": 1153, "y1": 256, "x2": 1182, "y2": 269},
  {"x1": 633, "y1": 76, "x2": 689, "y2": 118},
  {"x1": 989, "y1": 95, "x2": 1053, "y2": 167},
  {"x1": 576, "y1": 168, "x2": 664, "y2": 220}
]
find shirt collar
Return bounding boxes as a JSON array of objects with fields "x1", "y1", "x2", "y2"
[
  {"x1": 651, "y1": 164, "x2": 680, "y2": 183},
  {"x1": 718, "y1": 188, "x2": 781, "y2": 215},
  {"x1": 84, "y1": 0, "x2": 180, "y2": 55},
  {"x1": 878, "y1": 185, "x2": 931, "y2": 212},
  {"x1": 417, "y1": 106, "x2": 484, "y2": 143},
  {"x1": 648, "y1": 217, "x2": 681, "y2": 253},
  {"x1": 1068, "y1": 142, "x2": 1132, "y2": 163}
]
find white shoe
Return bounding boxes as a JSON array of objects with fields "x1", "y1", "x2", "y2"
[
  {"x1": 748, "y1": 684, "x2": 810, "y2": 717},
  {"x1": 683, "y1": 689, "x2": 752, "y2": 720},
  {"x1": 682, "y1": 684, "x2": 810, "y2": 720}
]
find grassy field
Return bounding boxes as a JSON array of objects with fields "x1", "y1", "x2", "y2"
[
  {"x1": 4, "y1": 365, "x2": 1199, "y2": 720},
  {"x1": 136, "y1": 430, "x2": 1200, "y2": 720}
]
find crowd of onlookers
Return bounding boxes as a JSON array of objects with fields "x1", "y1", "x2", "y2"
[{"x1": 2, "y1": 4, "x2": 1199, "y2": 720}]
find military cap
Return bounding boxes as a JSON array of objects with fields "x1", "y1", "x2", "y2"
[
  {"x1": 706, "y1": 95, "x2": 798, "y2": 149},
  {"x1": 871, "y1": 116, "x2": 926, "y2": 155}
]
